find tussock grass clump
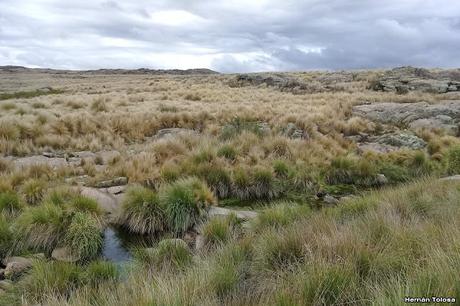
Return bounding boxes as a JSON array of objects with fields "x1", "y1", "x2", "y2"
[
  {"x1": 253, "y1": 202, "x2": 310, "y2": 231},
  {"x1": 160, "y1": 177, "x2": 216, "y2": 234},
  {"x1": 0, "y1": 214, "x2": 14, "y2": 258},
  {"x1": 195, "y1": 163, "x2": 232, "y2": 199},
  {"x1": 43, "y1": 186, "x2": 80, "y2": 206},
  {"x1": 91, "y1": 97, "x2": 109, "y2": 112},
  {"x1": 326, "y1": 156, "x2": 379, "y2": 186},
  {"x1": 135, "y1": 239, "x2": 192, "y2": 270},
  {"x1": 15, "y1": 203, "x2": 67, "y2": 252},
  {"x1": 64, "y1": 212, "x2": 103, "y2": 262},
  {"x1": 220, "y1": 117, "x2": 268, "y2": 140},
  {"x1": 217, "y1": 144, "x2": 237, "y2": 161},
  {"x1": 83, "y1": 260, "x2": 120, "y2": 285},
  {"x1": 446, "y1": 145, "x2": 460, "y2": 174},
  {"x1": 69, "y1": 195, "x2": 103, "y2": 220},
  {"x1": 201, "y1": 214, "x2": 239, "y2": 247},
  {"x1": 20, "y1": 178, "x2": 47, "y2": 205},
  {"x1": 117, "y1": 186, "x2": 165, "y2": 235},
  {"x1": 0, "y1": 158, "x2": 13, "y2": 173},
  {"x1": 18, "y1": 261, "x2": 83, "y2": 303},
  {"x1": 208, "y1": 243, "x2": 249, "y2": 297},
  {"x1": 253, "y1": 227, "x2": 305, "y2": 270},
  {"x1": 0, "y1": 120, "x2": 20, "y2": 141},
  {"x1": 0, "y1": 191, "x2": 23, "y2": 217},
  {"x1": 232, "y1": 166, "x2": 280, "y2": 201}
]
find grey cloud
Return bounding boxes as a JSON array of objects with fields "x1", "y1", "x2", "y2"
[{"x1": 0, "y1": 0, "x2": 459, "y2": 71}]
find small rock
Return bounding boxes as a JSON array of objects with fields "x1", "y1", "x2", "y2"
[
  {"x1": 376, "y1": 174, "x2": 389, "y2": 185},
  {"x1": 283, "y1": 123, "x2": 308, "y2": 139},
  {"x1": 208, "y1": 207, "x2": 258, "y2": 220},
  {"x1": 67, "y1": 157, "x2": 82, "y2": 166},
  {"x1": 3, "y1": 257, "x2": 33, "y2": 279},
  {"x1": 195, "y1": 235, "x2": 205, "y2": 251},
  {"x1": 439, "y1": 175, "x2": 460, "y2": 181},
  {"x1": 95, "y1": 177, "x2": 128, "y2": 188},
  {"x1": 0, "y1": 280, "x2": 13, "y2": 291},
  {"x1": 324, "y1": 195, "x2": 339, "y2": 205},
  {"x1": 78, "y1": 187, "x2": 121, "y2": 215},
  {"x1": 65, "y1": 175, "x2": 89, "y2": 185},
  {"x1": 340, "y1": 195, "x2": 357, "y2": 202},
  {"x1": 51, "y1": 247, "x2": 80, "y2": 263},
  {"x1": 107, "y1": 185, "x2": 127, "y2": 195},
  {"x1": 183, "y1": 232, "x2": 196, "y2": 244}
]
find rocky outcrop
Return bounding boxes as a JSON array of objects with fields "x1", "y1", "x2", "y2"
[
  {"x1": 231, "y1": 74, "x2": 309, "y2": 94},
  {"x1": 352, "y1": 101, "x2": 460, "y2": 135},
  {"x1": 283, "y1": 123, "x2": 309, "y2": 140},
  {"x1": 370, "y1": 67, "x2": 460, "y2": 94},
  {"x1": 357, "y1": 132, "x2": 426, "y2": 154}
]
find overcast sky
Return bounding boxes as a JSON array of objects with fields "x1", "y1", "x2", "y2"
[{"x1": 0, "y1": 0, "x2": 459, "y2": 72}]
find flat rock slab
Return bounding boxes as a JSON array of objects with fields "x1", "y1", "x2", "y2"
[
  {"x1": 353, "y1": 101, "x2": 460, "y2": 135},
  {"x1": 78, "y1": 187, "x2": 124, "y2": 216},
  {"x1": 208, "y1": 207, "x2": 258, "y2": 220},
  {"x1": 13, "y1": 155, "x2": 67, "y2": 169}
]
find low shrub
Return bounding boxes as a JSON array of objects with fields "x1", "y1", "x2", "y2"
[
  {"x1": 117, "y1": 186, "x2": 165, "y2": 235},
  {"x1": 160, "y1": 177, "x2": 215, "y2": 234}
]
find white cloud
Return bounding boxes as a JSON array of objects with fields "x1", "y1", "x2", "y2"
[{"x1": 0, "y1": 0, "x2": 459, "y2": 72}]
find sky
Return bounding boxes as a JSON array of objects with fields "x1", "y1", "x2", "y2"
[{"x1": 0, "y1": 0, "x2": 459, "y2": 72}]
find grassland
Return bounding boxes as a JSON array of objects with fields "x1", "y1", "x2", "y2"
[{"x1": 0, "y1": 68, "x2": 459, "y2": 305}]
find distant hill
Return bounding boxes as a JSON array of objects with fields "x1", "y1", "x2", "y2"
[{"x1": 0, "y1": 66, "x2": 219, "y2": 75}]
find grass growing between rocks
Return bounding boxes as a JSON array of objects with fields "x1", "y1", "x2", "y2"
[{"x1": 3, "y1": 178, "x2": 459, "y2": 305}]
